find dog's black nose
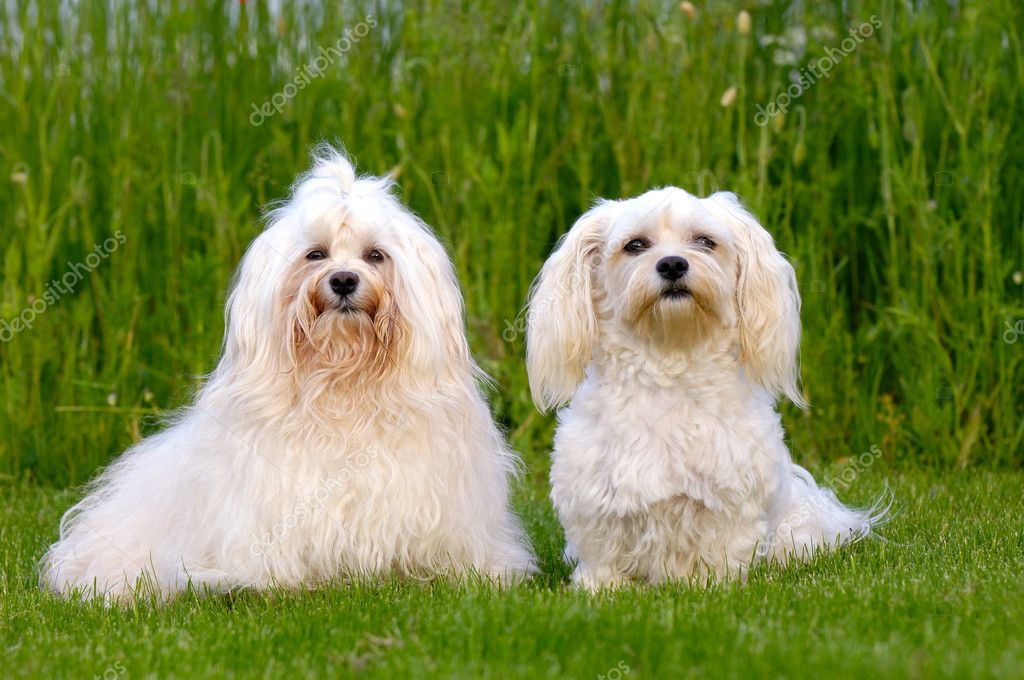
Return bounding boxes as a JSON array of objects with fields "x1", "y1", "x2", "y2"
[
  {"x1": 656, "y1": 256, "x2": 689, "y2": 281},
  {"x1": 329, "y1": 271, "x2": 360, "y2": 297}
]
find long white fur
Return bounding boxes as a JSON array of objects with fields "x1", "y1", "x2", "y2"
[
  {"x1": 40, "y1": 145, "x2": 536, "y2": 602},
  {"x1": 527, "y1": 187, "x2": 886, "y2": 589}
]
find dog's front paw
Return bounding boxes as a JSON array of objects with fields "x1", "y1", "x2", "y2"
[
  {"x1": 571, "y1": 564, "x2": 628, "y2": 592},
  {"x1": 483, "y1": 564, "x2": 535, "y2": 588}
]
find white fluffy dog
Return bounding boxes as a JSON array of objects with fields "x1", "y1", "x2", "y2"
[
  {"x1": 527, "y1": 188, "x2": 884, "y2": 589},
  {"x1": 41, "y1": 146, "x2": 536, "y2": 602}
]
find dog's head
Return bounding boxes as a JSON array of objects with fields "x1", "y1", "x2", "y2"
[
  {"x1": 221, "y1": 145, "x2": 469, "y2": 392},
  {"x1": 526, "y1": 188, "x2": 804, "y2": 410}
]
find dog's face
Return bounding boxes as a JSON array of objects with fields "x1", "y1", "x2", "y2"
[
  {"x1": 527, "y1": 188, "x2": 804, "y2": 410},
  {"x1": 221, "y1": 148, "x2": 470, "y2": 393},
  {"x1": 598, "y1": 191, "x2": 737, "y2": 348},
  {"x1": 282, "y1": 206, "x2": 404, "y2": 378}
]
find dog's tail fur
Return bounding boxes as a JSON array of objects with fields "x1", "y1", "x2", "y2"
[{"x1": 767, "y1": 464, "x2": 891, "y2": 564}]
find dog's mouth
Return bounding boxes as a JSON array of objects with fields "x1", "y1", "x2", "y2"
[
  {"x1": 335, "y1": 302, "x2": 368, "y2": 316},
  {"x1": 660, "y1": 286, "x2": 692, "y2": 300}
]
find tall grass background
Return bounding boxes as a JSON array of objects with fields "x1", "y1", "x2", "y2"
[{"x1": 0, "y1": 0, "x2": 1021, "y2": 486}]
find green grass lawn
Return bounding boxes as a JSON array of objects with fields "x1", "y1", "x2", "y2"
[
  {"x1": 2, "y1": 1, "x2": 1023, "y2": 677},
  {"x1": 2, "y1": 467, "x2": 1022, "y2": 679}
]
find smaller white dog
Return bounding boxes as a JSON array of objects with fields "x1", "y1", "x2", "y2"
[
  {"x1": 527, "y1": 188, "x2": 885, "y2": 589},
  {"x1": 41, "y1": 146, "x2": 536, "y2": 602}
]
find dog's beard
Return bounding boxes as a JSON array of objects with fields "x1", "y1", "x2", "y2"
[
  {"x1": 619, "y1": 269, "x2": 732, "y2": 350},
  {"x1": 289, "y1": 280, "x2": 404, "y2": 392}
]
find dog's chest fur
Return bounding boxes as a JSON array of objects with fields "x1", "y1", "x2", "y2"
[{"x1": 550, "y1": 350, "x2": 787, "y2": 578}]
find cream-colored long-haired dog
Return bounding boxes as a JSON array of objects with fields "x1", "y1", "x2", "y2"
[
  {"x1": 527, "y1": 188, "x2": 885, "y2": 589},
  {"x1": 41, "y1": 146, "x2": 536, "y2": 602}
]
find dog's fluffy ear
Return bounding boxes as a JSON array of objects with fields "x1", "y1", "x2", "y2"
[
  {"x1": 526, "y1": 201, "x2": 615, "y2": 411},
  {"x1": 389, "y1": 213, "x2": 472, "y2": 376},
  {"x1": 706, "y1": 192, "x2": 806, "y2": 408},
  {"x1": 221, "y1": 229, "x2": 291, "y2": 376}
]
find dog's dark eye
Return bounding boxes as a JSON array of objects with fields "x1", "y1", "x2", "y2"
[
  {"x1": 306, "y1": 249, "x2": 327, "y2": 261},
  {"x1": 365, "y1": 249, "x2": 385, "y2": 263},
  {"x1": 695, "y1": 236, "x2": 716, "y2": 250},
  {"x1": 624, "y1": 238, "x2": 650, "y2": 254}
]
